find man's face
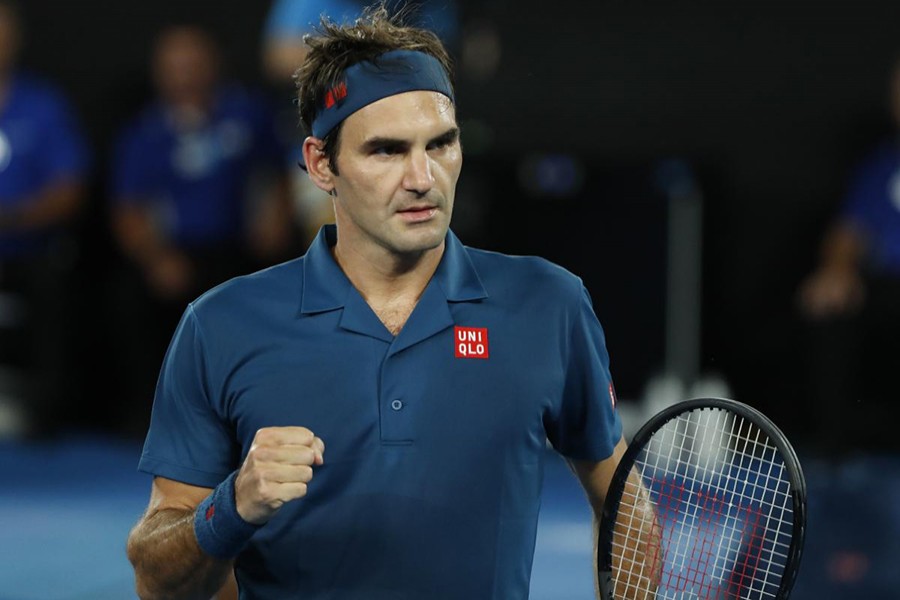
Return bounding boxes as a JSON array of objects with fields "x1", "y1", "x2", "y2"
[
  {"x1": 153, "y1": 29, "x2": 218, "y2": 106},
  {"x1": 330, "y1": 90, "x2": 462, "y2": 258},
  {"x1": 0, "y1": 6, "x2": 20, "y2": 76}
]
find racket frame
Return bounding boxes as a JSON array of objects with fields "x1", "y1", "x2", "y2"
[{"x1": 597, "y1": 397, "x2": 807, "y2": 600}]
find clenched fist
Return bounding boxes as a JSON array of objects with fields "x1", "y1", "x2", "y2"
[{"x1": 234, "y1": 427, "x2": 325, "y2": 525}]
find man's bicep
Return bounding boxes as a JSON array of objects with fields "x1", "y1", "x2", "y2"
[
  {"x1": 146, "y1": 476, "x2": 214, "y2": 516},
  {"x1": 570, "y1": 436, "x2": 628, "y2": 517}
]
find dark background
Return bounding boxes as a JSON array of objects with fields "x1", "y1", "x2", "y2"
[{"x1": 15, "y1": 0, "x2": 900, "y2": 440}]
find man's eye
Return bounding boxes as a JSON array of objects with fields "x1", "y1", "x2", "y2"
[
  {"x1": 373, "y1": 145, "x2": 400, "y2": 156},
  {"x1": 428, "y1": 136, "x2": 457, "y2": 151}
]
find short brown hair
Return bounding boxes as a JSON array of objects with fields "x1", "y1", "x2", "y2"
[{"x1": 294, "y1": 3, "x2": 454, "y2": 172}]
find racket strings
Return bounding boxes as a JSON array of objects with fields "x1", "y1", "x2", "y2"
[
  {"x1": 612, "y1": 475, "x2": 664, "y2": 598},
  {"x1": 610, "y1": 408, "x2": 795, "y2": 600},
  {"x1": 650, "y1": 415, "x2": 788, "y2": 597}
]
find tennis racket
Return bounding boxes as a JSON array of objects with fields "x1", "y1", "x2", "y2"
[{"x1": 597, "y1": 397, "x2": 806, "y2": 600}]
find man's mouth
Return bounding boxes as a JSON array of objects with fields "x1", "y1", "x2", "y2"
[{"x1": 397, "y1": 205, "x2": 438, "y2": 222}]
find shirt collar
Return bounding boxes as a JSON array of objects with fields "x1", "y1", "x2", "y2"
[
  {"x1": 431, "y1": 228, "x2": 489, "y2": 303},
  {"x1": 299, "y1": 224, "x2": 487, "y2": 315}
]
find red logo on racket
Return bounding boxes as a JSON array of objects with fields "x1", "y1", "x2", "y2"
[
  {"x1": 454, "y1": 326, "x2": 489, "y2": 359},
  {"x1": 608, "y1": 382, "x2": 617, "y2": 408}
]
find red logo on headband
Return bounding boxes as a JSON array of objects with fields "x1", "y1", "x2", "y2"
[{"x1": 324, "y1": 82, "x2": 348, "y2": 109}]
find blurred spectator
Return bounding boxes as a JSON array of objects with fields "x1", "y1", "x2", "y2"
[
  {"x1": 109, "y1": 26, "x2": 293, "y2": 435},
  {"x1": 262, "y1": 0, "x2": 459, "y2": 84},
  {"x1": 0, "y1": 0, "x2": 90, "y2": 436},
  {"x1": 261, "y1": 0, "x2": 461, "y2": 245},
  {"x1": 798, "y1": 57, "x2": 900, "y2": 455}
]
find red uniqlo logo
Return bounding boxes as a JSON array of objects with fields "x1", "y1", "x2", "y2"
[{"x1": 454, "y1": 326, "x2": 489, "y2": 359}]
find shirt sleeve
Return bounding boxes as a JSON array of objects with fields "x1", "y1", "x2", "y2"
[
  {"x1": 546, "y1": 284, "x2": 623, "y2": 462},
  {"x1": 247, "y1": 93, "x2": 288, "y2": 167},
  {"x1": 263, "y1": 0, "x2": 327, "y2": 40},
  {"x1": 36, "y1": 93, "x2": 90, "y2": 183},
  {"x1": 110, "y1": 124, "x2": 154, "y2": 204},
  {"x1": 418, "y1": 1, "x2": 460, "y2": 50},
  {"x1": 138, "y1": 304, "x2": 238, "y2": 487},
  {"x1": 838, "y1": 152, "x2": 888, "y2": 234}
]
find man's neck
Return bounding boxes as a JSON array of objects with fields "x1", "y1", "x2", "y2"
[
  {"x1": 333, "y1": 238, "x2": 445, "y2": 309},
  {"x1": 164, "y1": 94, "x2": 214, "y2": 128}
]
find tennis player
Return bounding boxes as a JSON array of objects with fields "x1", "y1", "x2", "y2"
[{"x1": 127, "y1": 5, "x2": 644, "y2": 598}]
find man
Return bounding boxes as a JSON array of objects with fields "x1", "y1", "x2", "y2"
[
  {"x1": 797, "y1": 56, "x2": 900, "y2": 455},
  {"x1": 110, "y1": 26, "x2": 294, "y2": 433},
  {"x1": 262, "y1": 0, "x2": 459, "y2": 83},
  {"x1": 113, "y1": 25, "x2": 293, "y2": 301},
  {"x1": 0, "y1": 0, "x2": 89, "y2": 434},
  {"x1": 261, "y1": 0, "x2": 461, "y2": 248},
  {"x1": 127, "y1": 7, "x2": 641, "y2": 599}
]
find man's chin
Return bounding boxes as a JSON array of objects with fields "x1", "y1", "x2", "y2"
[{"x1": 390, "y1": 225, "x2": 448, "y2": 255}]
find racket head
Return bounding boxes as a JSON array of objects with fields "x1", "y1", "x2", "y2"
[{"x1": 597, "y1": 397, "x2": 807, "y2": 600}]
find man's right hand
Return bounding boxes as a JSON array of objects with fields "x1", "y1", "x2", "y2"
[
  {"x1": 146, "y1": 249, "x2": 194, "y2": 301},
  {"x1": 234, "y1": 427, "x2": 325, "y2": 525},
  {"x1": 797, "y1": 266, "x2": 865, "y2": 319}
]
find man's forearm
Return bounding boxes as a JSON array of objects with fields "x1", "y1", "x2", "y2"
[
  {"x1": 127, "y1": 508, "x2": 231, "y2": 600},
  {"x1": 610, "y1": 472, "x2": 661, "y2": 600},
  {"x1": 0, "y1": 181, "x2": 83, "y2": 233}
]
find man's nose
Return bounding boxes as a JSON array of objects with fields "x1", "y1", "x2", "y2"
[{"x1": 403, "y1": 149, "x2": 434, "y2": 196}]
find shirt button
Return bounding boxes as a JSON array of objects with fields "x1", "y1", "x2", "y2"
[{"x1": 391, "y1": 399, "x2": 403, "y2": 411}]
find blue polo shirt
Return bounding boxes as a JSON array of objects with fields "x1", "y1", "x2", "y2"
[
  {"x1": 0, "y1": 73, "x2": 89, "y2": 257},
  {"x1": 140, "y1": 225, "x2": 622, "y2": 599},
  {"x1": 841, "y1": 139, "x2": 900, "y2": 274},
  {"x1": 112, "y1": 86, "x2": 283, "y2": 248}
]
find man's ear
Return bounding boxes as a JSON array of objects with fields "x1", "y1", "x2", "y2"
[{"x1": 302, "y1": 136, "x2": 335, "y2": 193}]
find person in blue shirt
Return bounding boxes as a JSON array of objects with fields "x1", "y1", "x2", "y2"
[
  {"x1": 798, "y1": 59, "x2": 900, "y2": 456},
  {"x1": 127, "y1": 7, "x2": 657, "y2": 599},
  {"x1": 112, "y1": 25, "x2": 293, "y2": 302},
  {"x1": 0, "y1": 0, "x2": 89, "y2": 433},
  {"x1": 262, "y1": 0, "x2": 459, "y2": 84},
  {"x1": 110, "y1": 25, "x2": 295, "y2": 433}
]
